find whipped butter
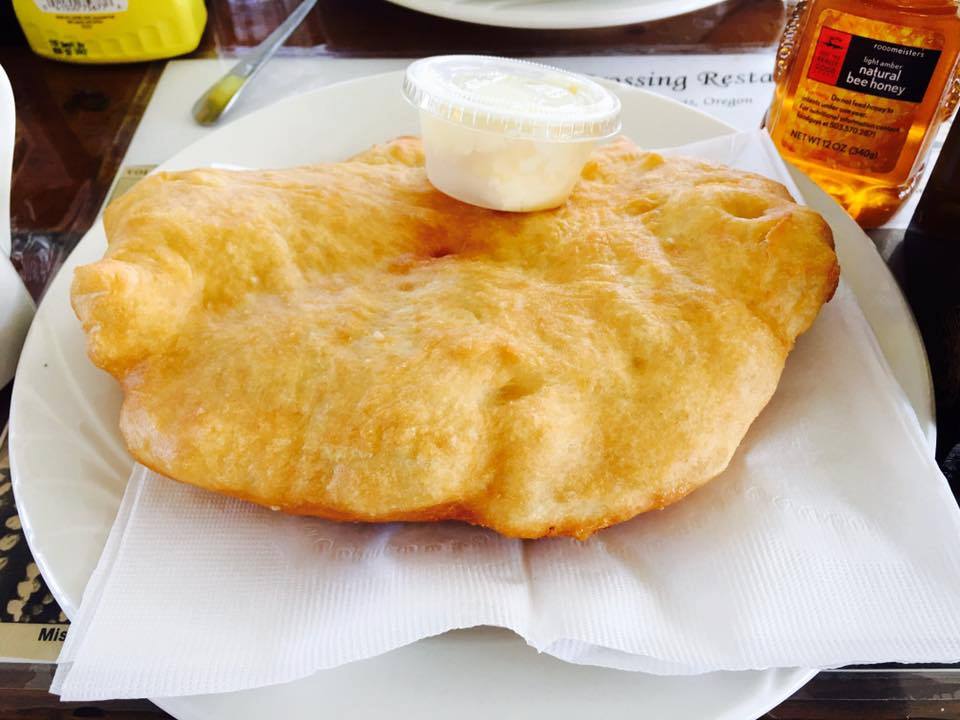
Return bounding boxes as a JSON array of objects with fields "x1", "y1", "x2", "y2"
[{"x1": 402, "y1": 55, "x2": 621, "y2": 212}]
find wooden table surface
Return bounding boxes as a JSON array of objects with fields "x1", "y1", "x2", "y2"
[{"x1": 2, "y1": 1, "x2": 959, "y2": 718}]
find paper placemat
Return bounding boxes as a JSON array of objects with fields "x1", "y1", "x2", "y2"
[{"x1": 0, "y1": 425, "x2": 68, "y2": 663}]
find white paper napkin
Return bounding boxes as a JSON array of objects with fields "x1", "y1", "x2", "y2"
[{"x1": 52, "y1": 132, "x2": 960, "y2": 701}]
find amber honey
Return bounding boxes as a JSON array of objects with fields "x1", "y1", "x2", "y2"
[{"x1": 767, "y1": 0, "x2": 960, "y2": 227}]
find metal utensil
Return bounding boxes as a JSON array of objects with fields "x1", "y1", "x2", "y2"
[{"x1": 192, "y1": 0, "x2": 318, "y2": 126}]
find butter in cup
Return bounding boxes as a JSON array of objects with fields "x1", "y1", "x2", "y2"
[{"x1": 402, "y1": 55, "x2": 622, "y2": 212}]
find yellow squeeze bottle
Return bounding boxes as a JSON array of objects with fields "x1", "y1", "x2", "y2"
[{"x1": 12, "y1": 0, "x2": 207, "y2": 64}]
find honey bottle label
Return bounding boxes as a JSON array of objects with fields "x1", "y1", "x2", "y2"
[{"x1": 778, "y1": 10, "x2": 944, "y2": 175}]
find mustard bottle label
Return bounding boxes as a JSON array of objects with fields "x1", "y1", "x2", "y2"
[
  {"x1": 33, "y1": 0, "x2": 127, "y2": 12},
  {"x1": 778, "y1": 10, "x2": 945, "y2": 174}
]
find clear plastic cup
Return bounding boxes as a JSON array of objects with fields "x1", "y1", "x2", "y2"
[{"x1": 402, "y1": 55, "x2": 622, "y2": 212}]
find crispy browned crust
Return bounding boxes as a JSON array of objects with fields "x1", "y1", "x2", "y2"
[{"x1": 72, "y1": 136, "x2": 838, "y2": 539}]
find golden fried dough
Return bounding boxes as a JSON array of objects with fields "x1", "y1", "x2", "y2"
[{"x1": 72, "y1": 137, "x2": 838, "y2": 539}]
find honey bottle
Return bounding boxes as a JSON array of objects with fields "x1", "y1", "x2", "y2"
[{"x1": 766, "y1": 0, "x2": 960, "y2": 228}]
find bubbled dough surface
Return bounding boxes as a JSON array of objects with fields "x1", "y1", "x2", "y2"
[{"x1": 71, "y1": 137, "x2": 838, "y2": 539}]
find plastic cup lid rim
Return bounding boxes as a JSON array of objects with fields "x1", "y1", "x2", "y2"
[{"x1": 403, "y1": 55, "x2": 622, "y2": 141}]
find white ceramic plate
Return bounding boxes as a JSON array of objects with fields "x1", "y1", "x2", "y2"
[
  {"x1": 383, "y1": 0, "x2": 727, "y2": 29},
  {"x1": 10, "y1": 72, "x2": 933, "y2": 720}
]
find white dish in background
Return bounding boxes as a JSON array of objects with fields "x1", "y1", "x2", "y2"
[
  {"x1": 0, "y1": 256, "x2": 34, "y2": 388},
  {"x1": 10, "y1": 72, "x2": 933, "y2": 720},
  {"x1": 0, "y1": 64, "x2": 14, "y2": 258},
  {"x1": 0, "y1": 64, "x2": 34, "y2": 387},
  {"x1": 383, "y1": 0, "x2": 727, "y2": 29}
]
